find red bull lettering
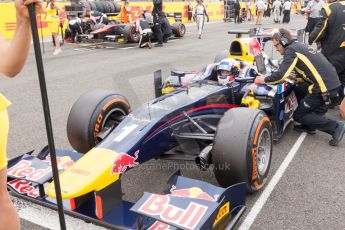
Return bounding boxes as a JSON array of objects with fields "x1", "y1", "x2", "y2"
[
  {"x1": 7, "y1": 179, "x2": 40, "y2": 198},
  {"x1": 148, "y1": 221, "x2": 171, "y2": 230},
  {"x1": 138, "y1": 194, "x2": 208, "y2": 229},
  {"x1": 110, "y1": 150, "x2": 139, "y2": 174},
  {"x1": 7, "y1": 160, "x2": 51, "y2": 181}
]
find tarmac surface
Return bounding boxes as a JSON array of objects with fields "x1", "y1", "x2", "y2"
[{"x1": 1, "y1": 14, "x2": 345, "y2": 229}]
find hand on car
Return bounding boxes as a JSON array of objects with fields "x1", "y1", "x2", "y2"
[
  {"x1": 254, "y1": 74, "x2": 266, "y2": 85},
  {"x1": 15, "y1": 0, "x2": 42, "y2": 20}
]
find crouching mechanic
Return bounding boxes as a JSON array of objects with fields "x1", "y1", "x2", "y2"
[
  {"x1": 134, "y1": 13, "x2": 153, "y2": 48},
  {"x1": 67, "y1": 17, "x2": 83, "y2": 43},
  {"x1": 255, "y1": 28, "x2": 345, "y2": 146},
  {"x1": 217, "y1": 58, "x2": 241, "y2": 85}
]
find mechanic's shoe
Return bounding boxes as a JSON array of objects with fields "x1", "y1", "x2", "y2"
[
  {"x1": 328, "y1": 96, "x2": 343, "y2": 109},
  {"x1": 154, "y1": 43, "x2": 163, "y2": 47},
  {"x1": 329, "y1": 122, "x2": 345, "y2": 146},
  {"x1": 53, "y1": 48, "x2": 61, "y2": 56},
  {"x1": 293, "y1": 124, "x2": 316, "y2": 135}
]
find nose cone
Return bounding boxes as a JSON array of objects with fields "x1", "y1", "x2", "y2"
[{"x1": 47, "y1": 148, "x2": 121, "y2": 199}]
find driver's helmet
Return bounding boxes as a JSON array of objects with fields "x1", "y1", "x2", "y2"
[{"x1": 217, "y1": 58, "x2": 241, "y2": 85}]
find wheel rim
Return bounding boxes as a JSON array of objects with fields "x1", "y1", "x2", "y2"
[
  {"x1": 96, "y1": 107, "x2": 127, "y2": 143},
  {"x1": 131, "y1": 27, "x2": 140, "y2": 42},
  {"x1": 256, "y1": 127, "x2": 271, "y2": 176},
  {"x1": 179, "y1": 25, "x2": 186, "y2": 36}
]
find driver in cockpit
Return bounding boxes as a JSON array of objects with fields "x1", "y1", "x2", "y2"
[{"x1": 217, "y1": 58, "x2": 241, "y2": 85}]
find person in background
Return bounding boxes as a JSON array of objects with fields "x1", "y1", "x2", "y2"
[
  {"x1": 134, "y1": 11, "x2": 153, "y2": 49},
  {"x1": 309, "y1": 0, "x2": 345, "y2": 108},
  {"x1": 122, "y1": 0, "x2": 132, "y2": 23},
  {"x1": 272, "y1": 0, "x2": 282, "y2": 23},
  {"x1": 255, "y1": 0, "x2": 267, "y2": 25},
  {"x1": 45, "y1": 0, "x2": 64, "y2": 55},
  {"x1": 194, "y1": 0, "x2": 209, "y2": 39},
  {"x1": 304, "y1": 0, "x2": 325, "y2": 45},
  {"x1": 187, "y1": 2, "x2": 193, "y2": 22},
  {"x1": 0, "y1": 0, "x2": 42, "y2": 228},
  {"x1": 234, "y1": 0, "x2": 241, "y2": 23},
  {"x1": 152, "y1": 0, "x2": 164, "y2": 46},
  {"x1": 282, "y1": 0, "x2": 291, "y2": 23},
  {"x1": 255, "y1": 28, "x2": 345, "y2": 146}
]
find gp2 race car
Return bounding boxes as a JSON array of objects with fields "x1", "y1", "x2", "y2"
[
  {"x1": 65, "y1": 10, "x2": 186, "y2": 44},
  {"x1": 6, "y1": 31, "x2": 298, "y2": 229}
]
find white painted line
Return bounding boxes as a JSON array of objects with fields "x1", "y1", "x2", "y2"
[
  {"x1": 17, "y1": 200, "x2": 105, "y2": 229},
  {"x1": 239, "y1": 132, "x2": 308, "y2": 230},
  {"x1": 73, "y1": 48, "x2": 95, "y2": 52},
  {"x1": 119, "y1": 46, "x2": 137, "y2": 50}
]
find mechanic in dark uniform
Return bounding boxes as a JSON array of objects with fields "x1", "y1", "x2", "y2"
[
  {"x1": 134, "y1": 13, "x2": 153, "y2": 48},
  {"x1": 255, "y1": 28, "x2": 345, "y2": 146},
  {"x1": 152, "y1": 0, "x2": 164, "y2": 47},
  {"x1": 309, "y1": 0, "x2": 345, "y2": 108}
]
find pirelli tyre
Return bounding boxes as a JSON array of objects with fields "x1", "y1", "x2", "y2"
[
  {"x1": 112, "y1": 2, "x2": 121, "y2": 14},
  {"x1": 105, "y1": 2, "x2": 114, "y2": 13},
  {"x1": 212, "y1": 108, "x2": 272, "y2": 193},
  {"x1": 67, "y1": 89, "x2": 131, "y2": 153},
  {"x1": 123, "y1": 24, "x2": 140, "y2": 43},
  {"x1": 81, "y1": 1, "x2": 91, "y2": 10},
  {"x1": 88, "y1": 1, "x2": 97, "y2": 11},
  {"x1": 94, "y1": 1, "x2": 105, "y2": 13},
  {"x1": 172, "y1": 22, "x2": 186, "y2": 37},
  {"x1": 214, "y1": 50, "x2": 229, "y2": 63}
]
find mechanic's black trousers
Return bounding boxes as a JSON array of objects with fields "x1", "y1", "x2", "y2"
[{"x1": 293, "y1": 88, "x2": 339, "y2": 135}]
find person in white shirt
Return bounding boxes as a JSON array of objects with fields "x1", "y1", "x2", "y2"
[
  {"x1": 282, "y1": 0, "x2": 291, "y2": 23},
  {"x1": 255, "y1": 0, "x2": 267, "y2": 25},
  {"x1": 304, "y1": 0, "x2": 325, "y2": 44},
  {"x1": 272, "y1": 0, "x2": 282, "y2": 23},
  {"x1": 194, "y1": 0, "x2": 209, "y2": 39}
]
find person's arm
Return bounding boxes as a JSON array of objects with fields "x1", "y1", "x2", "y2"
[
  {"x1": 261, "y1": 47, "x2": 298, "y2": 84},
  {"x1": 203, "y1": 5, "x2": 209, "y2": 22},
  {"x1": 308, "y1": 7, "x2": 329, "y2": 44},
  {"x1": 0, "y1": 0, "x2": 42, "y2": 78}
]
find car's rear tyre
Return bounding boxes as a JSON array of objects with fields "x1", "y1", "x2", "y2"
[
  {"x1": 214, "y1": 50, "x2": 229, "y2": 63},
  {"x1": 123, "y1": 24, "x2": 140, "y2": 43},
  {"x1": 67, "y1": 89, "x2": 131, "y2": 153},
  {"x1": 212, "y1": 108, "x2": 272, "y2": 193},
  {"x1": 172, "y1": 22, "x2": 186, "y2": 37}
]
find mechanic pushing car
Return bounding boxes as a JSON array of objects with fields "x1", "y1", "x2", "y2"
[
  {"x1": 308, "y1": 0, "x2": 345, "y2": 109},
  {"x1": 217, "y1": 58, "x2": 241, "y2": 85},
  {"x1": 255, "y1": 28, "x2": 345, "y2": 146}
]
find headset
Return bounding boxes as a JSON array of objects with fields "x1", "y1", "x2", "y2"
[{"x1": 277, "y1": 31, "x2": 290, "y2": 48}]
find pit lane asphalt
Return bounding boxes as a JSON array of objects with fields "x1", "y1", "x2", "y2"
[{"x1": 1, "y1": 15, "x2": 345, "y2": 229}]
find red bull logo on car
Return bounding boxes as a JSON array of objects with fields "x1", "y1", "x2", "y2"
[
  {"x1": 44, "y1": 155, "x2": 74, "y2": 170},
  {"x1": 7, "y1": 179, "x2": 40, "y2": 198},
  {"x1": 110, "y1": 150, "x2": 139, "y2": 174},
  {"x1": 7, "y1": 160, "x2": 51, "y2": 181},
  {"x1": 169, "y1": 185, "x2": 217, "y2": 202},
  {"x1": 138, "y1": 194, "x2": 208, "y2": 230},
  {"x1": 148, "y1": 221, "x2": 172, "y2": 230}
]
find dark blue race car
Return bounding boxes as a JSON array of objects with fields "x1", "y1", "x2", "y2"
[{"x1": 6, "y1": 55, "x2": 298, "y2": 229}]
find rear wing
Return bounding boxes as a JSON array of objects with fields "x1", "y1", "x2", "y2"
[
  {"x1": 131, "y1": 170, "x2": 246, "y2": 230},
  {"x1": 228, "y1": 28, "x2": 305, "y2": 43}
]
